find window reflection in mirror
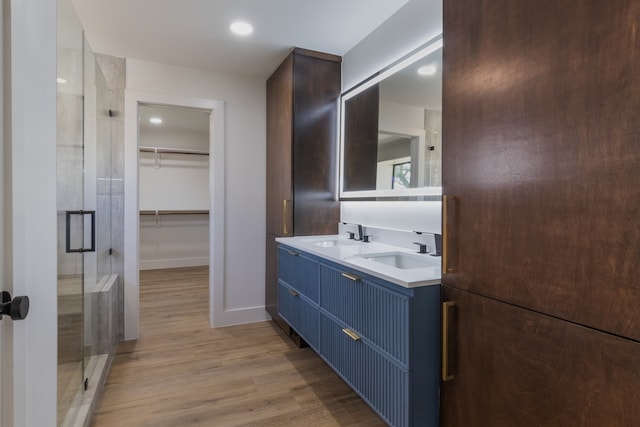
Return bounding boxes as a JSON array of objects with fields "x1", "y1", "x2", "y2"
[{"x1": 340, "y1": 37, "x2": 443, "y2": 199}]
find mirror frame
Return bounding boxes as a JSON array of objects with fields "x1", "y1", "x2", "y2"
[{"x1": 339, "y1": 35, "x2": 443, "y2": 201}]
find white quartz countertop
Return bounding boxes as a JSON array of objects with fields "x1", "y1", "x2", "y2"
[{"x1": 276, "y1": 235, "x2": 441, "y2": 288}]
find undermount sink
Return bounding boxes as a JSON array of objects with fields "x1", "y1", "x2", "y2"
[
  {"x1": 300, "y1": 237, "x2": 361, "y2": 247},
  {"x1": 357, "y1": 252, "x2": 439, "y2": 269}
]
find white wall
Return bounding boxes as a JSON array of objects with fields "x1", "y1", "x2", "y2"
[
  {"x1": 342, "y1": 0, "x2": 443, "y2": 91},
  {"x1": 125, "y1": 58, "x2": 268, "y2": 331},
  {"x1": 341, "y1": 0, "x2": 443, "y2": 233}
]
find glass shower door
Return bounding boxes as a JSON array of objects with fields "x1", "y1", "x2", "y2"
[
  {"x1": 82, "y1": 37, "x2": 113, "y2": 385},
  {"x1": 56, "y1": 2, "x2": 86, "y2": 423},
  {"x1": 57, "y1": 1, "x2": 97, "y2": 424}
]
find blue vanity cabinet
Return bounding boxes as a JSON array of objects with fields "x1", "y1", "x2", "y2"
[
  {"x1": 277, "y1": 246, "x2": 320, "y2": 350},
  {"x1": 276, "y1": 244, "x2": 440, "y2": 427},
  {"x1": 319, "y1": 263, "x2": 440, "y2": 427}
]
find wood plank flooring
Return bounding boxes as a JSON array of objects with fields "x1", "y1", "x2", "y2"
[{"x1": 91, "y1": 267, "x2": 387, "y2": 426}]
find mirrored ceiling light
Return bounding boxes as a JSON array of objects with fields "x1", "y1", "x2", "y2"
[
  {"x1": 417, "y1": 65, "x2": 437, "y2": 76},
  {"x1": 230, "y1": 21, "x2": 253, "y2": 36},
  {"x1": 149, "y1": 117, "x2": 163, "y2": 124}
]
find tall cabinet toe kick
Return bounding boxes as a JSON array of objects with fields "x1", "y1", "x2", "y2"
[{"x1": 277, "y1": 244, "x2": 440, "y2": 427}]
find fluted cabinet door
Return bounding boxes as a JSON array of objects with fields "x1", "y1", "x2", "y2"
[
  {"x1": 278, "y1": 246, "x2": 319, "y2": 303},
  {"x1": 320, "y1": 264, "x2": 410, "y2": 366},
  {"x1": 320, "y1": 313, "x2": 410, "y2": 427}
]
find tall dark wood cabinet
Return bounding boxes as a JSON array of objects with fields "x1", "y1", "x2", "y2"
[
  {"x1": 265, "y1": 48, "x2": 341, "y2": 342},
  {"x1": 441, "y1": 1, "x2": 640, "y2": 425}
]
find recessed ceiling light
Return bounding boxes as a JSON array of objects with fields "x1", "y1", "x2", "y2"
[
  {"x1": 149, "y1": 117, "x2": 163, "y2": 124},
  {"x1": 230, "y1": 21, "x2": 253, "y2": 36},
  {"x1": 57, "y1": 77, "x2": 67, "y2": 84},
  {"x1": 417, "y1": 65, "x2": 437, "y2": 76}
]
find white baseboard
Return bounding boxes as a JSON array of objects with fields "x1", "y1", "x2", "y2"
[
  {"x1": 139, "y1": 257, "x2": 209, "y2": 270},
  {"x1": 211, "y1": 306, "x2": 271, "y2": 328}
]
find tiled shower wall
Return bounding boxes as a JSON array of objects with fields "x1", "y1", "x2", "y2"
[{"x1": 96, "y1": 53, "x2": 125, "y2": 341}]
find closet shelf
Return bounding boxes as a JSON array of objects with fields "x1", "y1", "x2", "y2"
[
  {"x1": 139, "y1": 146, "x2": 209, "y2": 156},
  {"x1": 139, "y1": 210, "x2": 209, "y2": 216}
]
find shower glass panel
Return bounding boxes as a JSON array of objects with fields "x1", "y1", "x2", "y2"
[
  {"x1": 57, "y1": 0, "x2": 115, "y2": 425},
  {"x1": 82, "y1": 36, "x2": 113, "y2": 385},
  {"x1": 57, "y1": 1, "x2": 86, "y2": 424}
]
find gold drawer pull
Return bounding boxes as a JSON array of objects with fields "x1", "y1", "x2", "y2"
[
  {"x1": 342, "y1": 328, "x2": 361, "y2": 341},
  {"x1": 287, "y1": 250, "x2": 299, "y2": 256},
  {"x1": 283, "y1": 200, "x2": 289, "y2": 235},
  {"x1": 288, "y1": 289, "x2": 299, "y2": 297},
  {"x1": 442, "y1": 301, "x2": 455, "y2": 381},
  {"x1": 341, "y1": 272, "x2": 361, "y2": 282}
]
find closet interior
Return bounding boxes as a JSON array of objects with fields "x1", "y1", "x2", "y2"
[{"x1": 138, "y1": 105, "x2": 211, "y2": 272}]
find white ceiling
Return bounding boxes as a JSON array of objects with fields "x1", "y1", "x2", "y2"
[{"x1": 71, "y1": 0, "x2": 412, "y2": 79}]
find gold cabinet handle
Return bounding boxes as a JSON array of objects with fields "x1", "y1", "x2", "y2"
[
  {"x1": 287, "y1": 250, "x2": 298, "y2": 257},
  {"x1": 342, "y1": 328, "x2": 361, "y2": 341},
  {"x1": 442, "y1": 195, "x2": 455, "y2": 273},
  {"x1": 288, "y1": 289, "x2": 299, "y2": 297},
  {"x1": 282, "y1": 199, "x2": 289, "y2": 235},
  {"x1": 442, "y1": 301, "x2": 455, "y2": 381},
  {"x1": 341, "y1": 272, "x2": 361, "y2": 282}
]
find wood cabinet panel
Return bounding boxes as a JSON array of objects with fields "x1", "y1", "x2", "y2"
[
  {"x1": 442, "y1": 0, "x2": 640, "y2": 338},
  {"x1": 291, "y1": 51, "x2": 341, "y2": 236},
  {"x1": 265, "y1": 233, "x2": 279, "y2": 319},
  {"x1": 265, "y1": 48, "x2": 341, "y2": 345},
  {"x1": 440, "y1": 286, "x2": 640, "y2": 427},
  {"x1": 266, "y1": 55, "x2": 293, "y2": 236}
]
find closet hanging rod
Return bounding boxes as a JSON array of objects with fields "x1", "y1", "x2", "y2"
[
  {"x1": 139, "y1": 210, "x2": 210, "y2": 216},
  {"x1": 139, "y1": 146, "x2": 209, "y2": 156}
]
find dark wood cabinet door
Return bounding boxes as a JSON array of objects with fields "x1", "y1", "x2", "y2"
[
  {"x1": 442, "y1": 0, "x2": 640, "y2": 339},
  {"x1": 292, "y1": 50, "x2": 340, "y2": 236},
  {"x1": 265, "y1": 233, "x2": 279, "y2": 320},
  {"x1": 440, "y1": 286, "x2": 640, "y2": 427},
  {"x1": 266, "y1": 54, "x2": 293, "y2": 236}
]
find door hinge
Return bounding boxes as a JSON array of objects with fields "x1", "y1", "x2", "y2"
[
  {"x1": 84, "y1": 378, "x2": 89, "y2": 390},
  {"x1": 109, "y1": 248, "x2": 113, "y2": 255}
]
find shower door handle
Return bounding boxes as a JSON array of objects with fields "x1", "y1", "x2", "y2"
[{"x1": 65, "y1": 210, "x2": 96, "y2": 253}]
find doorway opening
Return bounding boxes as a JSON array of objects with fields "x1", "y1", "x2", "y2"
[
  {"x1": 137, "y1": 104, "x2": 211, "y2": 323},
  {"x1": 123, "y1": 91, "x2": 224, "y2": 340}
]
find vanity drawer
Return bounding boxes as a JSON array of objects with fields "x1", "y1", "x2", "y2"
[
  {"x1": 278, "y1": 281, "x2": 319, "y2": 350},
  {"x1": 320, "y1": 263, "x2": 410, "y2": 366},
  {"x1": 320, "y1": 312, "x2": 410, "y2": 427},
  {"x1": 278, "y1": 246, "x2": 319, "y2": 302}
]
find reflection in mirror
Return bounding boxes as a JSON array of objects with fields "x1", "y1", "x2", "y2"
[{"x1": 340, "y1": 37, "x2": 443, "y2": 199}]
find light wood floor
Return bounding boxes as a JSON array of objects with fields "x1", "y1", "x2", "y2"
[{"x1": 91, "y1": 266, "x2": 387, "y2": 426}]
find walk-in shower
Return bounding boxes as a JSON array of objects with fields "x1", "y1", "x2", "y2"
[{"x1": 57, "y1": 1, "x2": 124, "y2": 425}]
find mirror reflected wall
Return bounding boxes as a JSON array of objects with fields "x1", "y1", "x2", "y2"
[{"x1": 340, "y1": 37, "x2": 443, "y2": 199}]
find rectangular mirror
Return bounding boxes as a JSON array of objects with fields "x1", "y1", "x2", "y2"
[{"x1": 340, "y1": 36, "x2": 443, "y2": 200}]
